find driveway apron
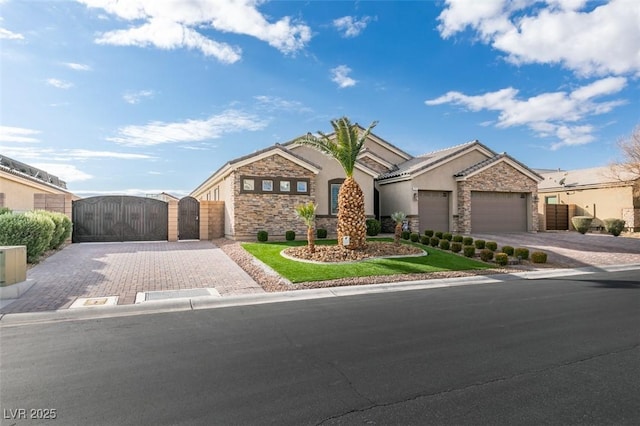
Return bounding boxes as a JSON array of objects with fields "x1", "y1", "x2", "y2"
[{"x1": 0, "y1": 241, "x2": 263, "y2": 314}]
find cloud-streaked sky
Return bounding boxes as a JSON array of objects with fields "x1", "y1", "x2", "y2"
[{"x1": 1, "y1": 0, "x2": 638, "y2": 197}]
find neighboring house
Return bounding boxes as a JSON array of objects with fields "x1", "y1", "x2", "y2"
[
  {"x1": 190, "y1": 129, "x2": 543, "y2": 240},
  {"x1": 0, "y1": 155, "x2": 77, "y2": 218},
  {"x1": 537, "y1": 166, "x2": 640, "y2": 232},
  {"x1": 146, "y1": 192, "x2": 180, "y2": 203}
]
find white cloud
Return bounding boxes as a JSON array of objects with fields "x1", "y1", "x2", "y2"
[
  {"x1": 331, "y1": 65, "x2": 356, "y2": 88},
  {"x1": 333, "y1": 16, "x2": 373, "y2": 38},
  {"x1": 0, "y1": 145, "x2": 153, "y2": 162},
  {"x1": 30, "y1": 163, "x2": 93, "y2": 182},
  {"x1": 65, "y1": 62, "x2": 91, "y2": 71},
  {"x1": 64, "y1": 149, "x2": 154, "y2": 160},
  {"x1": 0, "y1": 126, "x2": 41, "y2": 143},
  {"x1": 425, "y1": 76, "x2": 628, "y2": 149},
  {"x1": 0, "y1": 27, "x2": 24, "y2": 40},
  {"x1": 437, "y1": 0, "x2": 640, "y2": 76},
  {"x1": 107, "y1": 110, "x2": 268, "y2": 147},
  {"x1": 78, "y1": 0, "x2": 312, "y2": 62},
  {"x1": 123, "y1": 90, "x2": 154, "y2": 104},
  {"x1": 46, "y1": 78, "x2": 74, "y2": 89},
  {"x1": 254, "y1": 95, "x2": 311, "y2": 113}
]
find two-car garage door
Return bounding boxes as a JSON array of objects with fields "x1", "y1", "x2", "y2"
[{"x1": 471, "y1": 192, "x2": 527, "y2": 232}]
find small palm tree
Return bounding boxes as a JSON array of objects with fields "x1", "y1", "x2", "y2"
[
  {"x1": 295, "y1": 201, "x2": 317, "y2": 253},
  {"x1": 391, "y1": 211, "x2": 406, "y2": 245},
  {"x1": 296, "y1": 117, "x2": 378, "y2": 250}
]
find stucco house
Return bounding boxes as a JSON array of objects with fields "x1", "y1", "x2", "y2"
[
  {"x1": 190, "y1": 128, "x2": 543, "y2": 240},
  {"x1": 537, "y1": 166, "x2": 639, "y2": 232},
  {"x1": 0, "y1": 155, "x2": 77, "y2": 218}
]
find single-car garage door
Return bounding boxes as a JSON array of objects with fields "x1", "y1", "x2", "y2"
[
  {"x1": 471, "y1": 192, "x2": 527, "y2": 232},
  {"x1": 418, "y1": 190, "x2": 449, "y2": 232}
]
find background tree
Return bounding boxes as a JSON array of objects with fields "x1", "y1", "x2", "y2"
[
  {"x1": 610, "y1": 125, "x2": 640, "y2": 180},
  {"x1": 391, "y1": 211, "x2": 406, "y2": 245},
  {"x1": 296, "y1": 117, "x2": 377, "y2": 250},
  {"x1": 295, "y1": 202, "x2": 317, "y2": 253}
]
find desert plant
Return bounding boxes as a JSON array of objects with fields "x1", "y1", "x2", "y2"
[
  {"x1": 463, "y1": 236, "x2": 473, "y2": 246},
  {"x1": 420, "y1": 235, "x2": 430, "y2": 245},
  {"x1": 495, "y1": 253, "x2": 509, "y2": 266},
  {"x1": 410, "y1": 232, "x2": 419, "y2": 242},
  {"x1": 571, "y1": 216, "x2": 593, "y2": 234},
  {"x1": 285, "y1": 230, "x2": 296, "y2": 241},
  {"x1": 391, "y1": 211, "x2": 407, "y2": 245},
  {"x1": 603, "y1": 218, "x2": 626, "y2": 237},
  {"x1": 430, "y1": 237, "x2": 440, "y2": 247},
  {"x1": 514, "y1": 247, "x2": 530, "y2": 260},
  {"x1": 316, "y1": 228, "x2": 328, "y2": 239},
  {"x1": 479, "y1": 248, "x2": 494, "y2": 262},
  {"x1": 531, "y1": 251, "x2": 548, "y2": 263},
  {"x1": 0, "y1": 212, "x2": 55, "y2": 263},
  {"x1": 501, "y1": 245, "x2": 515, "y2": 256},
  {"x1": 450, "y1": 242, "x2": 462, "y2": 253},
  {"x1": 442, "y1": 233, "x2": 453, "y2": 241},
  {"x1": 257, "y1": 230, "x2": 269, "y2": 242},
  {"x1": 485, "y1": 241, "x2": 498, "y2": 251},
  {"x1": 401, "y1": 230, "x2": 411, "y2": 240},
  {"x1": 424, "y1": 229, "x2": 434, "y2": 237},
  {"x1": 463, "y1": 245, "x2": 475, "y2": 258},
  {"x1": 295, "y1": 201, "x2": 316, "y2": 252},
  {"x1": 34, "y1": 210, "x2": 72, "y2": 249},
  {"x1": 439, "y1": 239, "x2": 450, "y2": 250},
  {"x1": 474, "y1": 239, "x2": 486, "y2": 249},
  {"x1": 435, "y1": 231, "x2": 443, "y2": 239},
  {"x1": 452, "y1": 235, "x2": 463, "y2": 243},
  {"x1": 297, "y1": 117, "x2": 377, "y2": 250},
  {"x1": 366, "y1": 218, "x2": 381, "y2": 236}
]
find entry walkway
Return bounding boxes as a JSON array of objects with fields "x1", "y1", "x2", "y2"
[{"x1": 0, "y1": 241, "x2": 263, "y2": 314}]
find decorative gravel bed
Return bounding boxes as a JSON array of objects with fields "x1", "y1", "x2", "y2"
[
  {"x1": 282, "y1": 241, "x2": 425, "y2": 263},
  {"x1": 215, "y1": 239, "x2": 534, "y2": 293}
]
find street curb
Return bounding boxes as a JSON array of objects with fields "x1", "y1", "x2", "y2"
[{"x1": 2, "y1": 264, "x2": 639, "y2": 326}]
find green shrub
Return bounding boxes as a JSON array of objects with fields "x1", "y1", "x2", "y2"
[
  {"x1": 420, "y1": 235, "x2": 430, "y2": 245},
  {"x1": 603, "y1": 218, "x2": 626, "y2": 237},
  {"x1": 474, "y1": 239, "x2": 486, "y2": 249},
  {"x1": 401, "y1": 230, "x2": 411, "y2": 240},
  {"x1": 0, "y1": 212, "x2": 55, "y2": 263},
  {"x1": 531, "y1": 251, "x2": 548, "y2": 263},
  {"x1": 495, "y1": 253, "x2": 509, "y2": 266},
  {"x1": 462, "y1": 237, "x2": 473, "y2": 246},
  {"x1": 514, "y1": 247, "x2": 530, "y2": 260},
  {"x1": 442, "y1": 233, "x2": 453, "y2": 241},
  {"x1": 366, "y1": 218, "x2": 381, "y2": 236},
  {"x1": 479, "y1": 248, "x2": 494, "y2": 262},
  {"x1": 435, "y1": 231, "x2": 443, "y2": 239},
  {"x1": 501, "y1": 245, "x2": 515, "y2": 256},
  {"x1": 0, "y1": 207, "x2": 12, "y2": 215},
  {"x1": 410, "y1": 232, "x2": 420, "y2": 242},
  {"x1": 316, "y1": 228, "x2": 327, "y2": 239},
  {"x1": 424, "y1": 229, "x2": 434, "y2": 237},
  {"x1": 485, "y1": 241, "x2": 498, "y2": 252},
  {"x1": 571, "y1": 216, "x2": 593, "y2": 234},
  {"x1": 36, "y1": 210, "x2": 71, "y2": 249},
  {"x1": 463, "y1": 245, "x2": 475, "y2": 258},
  {"x1": 257, "y1": 230, "x2": 269, "y2": 242},
  {"x1": 430, "y1": 237, "x2": 440, "y2": 247},
  {"x1": 452, "y1": 235, "x2": 463, "y2": 243},
  {"x1": 450, "y1": 242, "x2": 462, "y2": 253},
  {"x1": 285, "y1": 230, "x2": 295, "y2": 241},
  {"x1": 439, "y1": 239, "x2": 450, "y2": 250}
]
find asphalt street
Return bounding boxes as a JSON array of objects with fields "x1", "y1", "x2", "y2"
[{"x1": 1, "y1": 270, "x2": 639, "y2": 425}]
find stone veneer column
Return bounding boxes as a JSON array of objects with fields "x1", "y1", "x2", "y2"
[{"x1": 167, "y1": 199, "x2": 178, "y2": 242}]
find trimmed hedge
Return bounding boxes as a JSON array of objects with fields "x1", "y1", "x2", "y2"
[
  {"x1": 435, "y1": 231, "x2": 443, "y2": 239},
  {"x1": 571, "y1": 216, "x2": 593, "y2": 234},
  {"x1": 531, "y1": 251, "x2": 548, "y2": 263},
  {"x1": 442, "y1": 233, "x2": 453, "y2": 241},
  {"x1": 462, "y1": 237, "x2": 473, "y2": 246},
  {"x1": 36, "y1": 210, "x2": 72, "y2": 249},
  {"x1": 452, "y1": 235, "x2": 463, "y2": 243},
  {"x1": 430, "y1": 237, "x2": 440, "y2": 247},
  {"x1": 501, "y1": 245, "x2": 515, "y2": 256},
  {"x1": 495, "y1": 253, "x2": 509, "y2": 266},
  {"x1": 439, "y1": 239, "x2": 450, "y2": 250},
  {"x1": 0, "y1": 207, "x2": 12, "y2": 215},
  {"x1": 257, "y1": 230, "x2": 269, "y2": 242},
  {"x1": 474, "y1": 239, "x2": 486, "y2": 249},
  {"x1": 514, "y1": 247, "x2": 530, "y2": 260},
  {"x1": 485, "y1": 241, "x2": 498, "y2": 252},
  {"x1": 463, "y1": 245, "x2": 475, "y2": 258},
  {"x1": 316, "y1": 228, "x2": 327, "y2": 239},
  {"x1": 479, "y1": 248, "x2": 494, "y2": 262},
  {"x1": 450, "y1": 242, "x2": 462, "y2": 253},
  {"x1": 424, "y1": 230, "x2": 434, "y2": 237},
  {"x1": 420, "y1": 235, "x2": 430, "y2": 245},
  {"x1": 0, "y1": 212, "x2": 55, "y2": 263},
  {"x1": 603, "y1": 218, "x2": 625, "y2": 237},
  {"x1": 401, "y1": 230, "x2": 411, "y2": 240},
  {"x1": 410, "y1": 232, "x2": 420, "y2": 242},
  {"x1": 366, "y1": 219, "x2": 381, "y2": 236},
  {"x1": 285, "y1": 230, "x2": 296, "y2": 241}
]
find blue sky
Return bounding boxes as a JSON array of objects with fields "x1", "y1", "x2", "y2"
[{"x1": 1, "y1": 0, "x2": 638, "y2": 197}]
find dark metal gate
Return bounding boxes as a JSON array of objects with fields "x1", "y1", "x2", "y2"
[
  {"x1": 545, "y1": 203, "x2": 569, "y2": 230},
  {"x1": 72, "y1": 196, "x2": 168, "y2": 242},
  {"x1": 178, "y1": 196, "x2": 200, "y2": 240}
]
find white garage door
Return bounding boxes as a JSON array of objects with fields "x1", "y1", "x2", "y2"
[
  {"x1": 418, "y1": 190, "x2": 449, "y2": 232},
  {"x1": 471, "y1": 192, "x2": 527, "y2": 232}
]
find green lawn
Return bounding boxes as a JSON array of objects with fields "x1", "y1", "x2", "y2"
[{"x1": 241, "y1": 238, "x2": 492, "y2": 283}]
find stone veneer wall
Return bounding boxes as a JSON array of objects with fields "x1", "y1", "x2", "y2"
[
  {"x1": 455, "y1": 162, "x2": 539, "y2": 234},
  {"x1": 233, "y1": 154, "x2": 315, "y2": 240}
]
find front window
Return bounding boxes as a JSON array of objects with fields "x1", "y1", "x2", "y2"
[
  {"x1": 296, "y1": 181, "x2": 308, "y2": 193},
  {"x1": 262, "y1": 180, "x2": 273, "y2": 192},
  {"x1": 545, "y1": 196, "x2": 557, "y2": 204},
  {"x1": 330, "y1": 183, "x2": 341, "y2": 215},
  {"x1": 243, "y1": 178, "x2": 254, "y2": 191}
]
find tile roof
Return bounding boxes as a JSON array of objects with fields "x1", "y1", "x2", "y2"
[{"x1": 538, "y1": 166, "x2": 638, "y2": 190}]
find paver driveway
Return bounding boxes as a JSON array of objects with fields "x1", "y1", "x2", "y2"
[
  {"x1": 0, "y1": 241, "x2": 263, "y2": 314},
  {"x1": 471, "y1": 231, "x2": 640, "y2": 268}
]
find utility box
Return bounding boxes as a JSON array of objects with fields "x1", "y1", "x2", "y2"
[{"x1": 0, "y1": 246, "x2": 27, "y2": 286}]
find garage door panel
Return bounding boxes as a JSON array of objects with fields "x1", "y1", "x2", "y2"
[
  {"x1": 471, "y1": 192, "x2": 526, "y2": 232},
  {"x1": 418, "y1": 191, "x2": 449, "y2": 232}
]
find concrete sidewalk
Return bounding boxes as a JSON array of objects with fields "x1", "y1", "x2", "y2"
[{"x1": 0, "y1": 241, "x2": 263, "y2": 314}]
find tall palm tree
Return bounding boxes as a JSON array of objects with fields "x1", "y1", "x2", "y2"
[
  {"x1": 297, "y1": 117, "x2": 377, "y2": 250},
  {"x1": 295, "y1": 201, "x2": 317, "y2": 253}
]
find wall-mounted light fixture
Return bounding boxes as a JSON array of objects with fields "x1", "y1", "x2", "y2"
[{"x1": 412, "y1": 187, "x2": 418, "y2": 201}]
